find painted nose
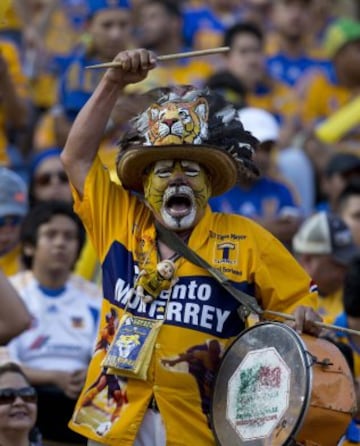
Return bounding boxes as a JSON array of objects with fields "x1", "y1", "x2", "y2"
[
  {"x1": 169, "y1": 175, "x2": 186, "y2": 187},
  {"x1": 163, "y1": 118, "x2": 178, "y2": 127}
]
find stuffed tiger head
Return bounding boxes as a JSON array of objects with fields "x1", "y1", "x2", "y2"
[
  {"x1": 144, "y1": 97, "x2": 209, "y2": 146},
  {"x1": 116, "y1": 87, "x2": 260, "y2": 196}
]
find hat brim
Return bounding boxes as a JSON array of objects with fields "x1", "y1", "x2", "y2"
[
  {"x1": 116, "y1": 144, "x2": 238, "y2": 196},
  {"x1": 0, "y1": 203, "x2": 27, "y2": 218}
]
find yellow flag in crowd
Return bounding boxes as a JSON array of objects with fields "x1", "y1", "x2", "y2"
[{"x1": 0, "y1": 0, "x2": 11, "y2": 24}]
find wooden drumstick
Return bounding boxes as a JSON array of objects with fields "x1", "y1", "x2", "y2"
[
  {"x1": 85, "y1": 46, "x2": 230, "y2": 69},
  {"x1": 263, "y1": 309, "x2": 360, "y2": 337}
]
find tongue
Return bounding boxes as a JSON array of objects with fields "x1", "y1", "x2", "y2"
[{"x1": 168, "y1": 203, "x2": 189, "y2": 217}]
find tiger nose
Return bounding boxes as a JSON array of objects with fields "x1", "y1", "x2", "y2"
[
  {"x1": 163, "y1": 118, "x2": 178, "y2": 127},
  {"x1": 170, "y1": 176, "x2": 184, "y2": 186}
]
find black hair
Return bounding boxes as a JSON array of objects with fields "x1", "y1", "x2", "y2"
[
  {"x1": 143, "y1": 0, "x2": 182, "y2": 18},
  {"x1": 0, "y1": 362, "x2": 31, "y2": 383},
  {"x1": 20, "y1": 201, "x2": 85, "y2": 269},
  {"x1": 224, "y1": 21, "x2": 264, "y2": 49},
  {"x1": 343, "y1": 255, "x2": 360, "y2": 317},
  {"x1": 337, "y1": 178, "x2": 360, "y2": 213}
]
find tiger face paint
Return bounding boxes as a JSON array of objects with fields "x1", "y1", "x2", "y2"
[{"x1": 143, "y1": 160, "x2": 212, "y2": 231}]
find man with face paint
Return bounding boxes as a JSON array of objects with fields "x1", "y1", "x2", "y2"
[{"x1": 61, "y1": 49, "x2": 322, "y2": 446}]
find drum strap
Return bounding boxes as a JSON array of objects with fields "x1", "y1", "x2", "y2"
[{"x1": 155, "y1": 221, "x2": 263, "y2": 317}]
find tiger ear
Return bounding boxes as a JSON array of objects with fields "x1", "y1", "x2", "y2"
[{"x1": 195, "y1": 98, "x2": 209, "y2": 121}]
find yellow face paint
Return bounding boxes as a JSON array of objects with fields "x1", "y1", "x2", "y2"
[{"x1": 143, "y1": 160, "x2": 211, "y2": 230}]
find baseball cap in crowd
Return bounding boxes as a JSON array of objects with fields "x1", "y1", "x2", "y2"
[
  {"x1": 0, "y1": 167, "x2": 28, "y2": 218},
  {"x1": 87, "y1": 0, "x2": 130, "y2": 16},
  {"x1": 237, "y1": 107, "x2": 279, "y2": 144},
  {"x1": 324, "y1": 18, "x2": 360, "y2": 58},
  {"x1": 324, "y1": 153, "x2": 360, "y2": 177},
  {"x1": 292, "y1": 211, "x2": 359, "y2": 266}
]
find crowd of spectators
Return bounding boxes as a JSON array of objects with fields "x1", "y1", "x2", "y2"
[{"x1": 0, "y1": 0, "x2": 360, "y2": 445}]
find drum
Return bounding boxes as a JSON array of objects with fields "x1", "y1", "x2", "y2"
[{"x1": 211, "y1": 322, "x2": 356, "y2": 446}]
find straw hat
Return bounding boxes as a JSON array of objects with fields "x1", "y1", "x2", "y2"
[{"x1": 116, "y1": 86, "x2": 259, "y2": 197}]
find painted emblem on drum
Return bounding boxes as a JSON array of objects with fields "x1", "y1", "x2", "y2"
[{"x1": 227, "y1": 347, "x2": 290, "y2": 440}]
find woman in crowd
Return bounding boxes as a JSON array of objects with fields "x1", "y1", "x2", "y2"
[{"x1": 0, "y1": 362, "x2": 41, "y2": 446}]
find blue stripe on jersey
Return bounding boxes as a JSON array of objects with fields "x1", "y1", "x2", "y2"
[{"x1": 101, "y1": 241, "x2": 254, "y2": 338}]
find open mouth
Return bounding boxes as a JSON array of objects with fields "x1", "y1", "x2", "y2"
[{"x1": 163, "y1": 186, "x2": 195, "y2": 218}]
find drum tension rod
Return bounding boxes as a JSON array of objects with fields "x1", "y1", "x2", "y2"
[{"x1": 306, "y1": 351, "x2": 334, "y2": 368}]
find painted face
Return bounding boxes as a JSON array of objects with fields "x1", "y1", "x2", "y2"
[{"x1": 143, "y1": 160, "x2": 212, "y2": 231}]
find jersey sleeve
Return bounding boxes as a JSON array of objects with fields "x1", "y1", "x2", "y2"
[
  {"x1": 71, "y1": 156, "x2": 133, "y2": 263},
  {"x1": 254, "y1": 233, "x2": 318, "y2": 314}
]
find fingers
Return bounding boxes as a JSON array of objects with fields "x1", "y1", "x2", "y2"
[
  {"x1": 292, "y1": 305, "x2": 322, "y2": 336},
  {"x1": 304, "y1": 307, "x2": 322, "y2": 336},
  {"x1": 114, "y1": 49, "x2": 156, "y2": 73}
]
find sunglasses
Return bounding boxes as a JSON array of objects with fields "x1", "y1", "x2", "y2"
[
  {"x1": 0, "y1": 215, "x2": 23, "y2": 228},
  {"x1": 34, "y1": 171, "x2": 68, "y2": 186},
  {"x1": 0, "y1": 387, "x2": 37, "y2": 405}
]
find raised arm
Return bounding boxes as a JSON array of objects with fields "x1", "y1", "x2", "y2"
[
  {"x1": 0, "y1": 271, "x2": 31, "y2": 344},
  {"x1": 60, "y1": 49, "x2": 156, "y2": 196}
]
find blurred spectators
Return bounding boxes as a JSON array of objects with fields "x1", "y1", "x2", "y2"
[
  {"x1": 0, "y1": 38, "x2": 30, "y2": 165},
  {"x1": 210, "y1": 106, "x2": 302, "y2": 247},
  {"x1": 292, "y1": 211, "x2": 359, "y2": 323},
  {"x1": 318, "y1": 153, "x2": 360, "y2": 213},
  {"x1": 205, "y1": 21, "x2": 299, "y2": 148},
  {"x1": 182, "y1": 0, "x2": 243, "y2": 50},
  {"x1": 127, "y1": 0, "x2": 215, "y2": 93},
  {"x1": 0, "y1": 0, "x2": 24, "y2": 46},
  {"x1": 8, "y1": 201, "x2": 100, "y2": 445},
  {"x1": 33, "y1": 0, "x2": 134, "y2": 152},
  {"x1": 302, "y1": 18, "x2": 360, "y2": 153},
  {"x1": 239, "y1": 0, "x2": 273, "y2": 34},
  {"x1": 332, "y1": 254, "x2": 360, "y2": 445},
  {"x1": 27, "y1": 147, "x2": 101, "y2": 285},
  {"x1": 28, "y1": 148, "x2": 72, "y2": 207},
  {"x1": 0, "y1": 167, "x2": 28, "y2": 276},
  {"x1": 337, "y1": 180, "x2": 360, "y2": 247},
  {"x1": 265, "y1": 0, "x2": 332, "y2": 88},
  {"x1": 20, "y1": 0, "x2": 88, "y2": 114}
]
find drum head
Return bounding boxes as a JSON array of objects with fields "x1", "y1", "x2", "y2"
[{"x1": 211, "y1": 322, "x2": 312, "y2": 446}]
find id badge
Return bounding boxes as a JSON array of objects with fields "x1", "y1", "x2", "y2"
[{"x1": 102, "y1": 313, "x2": 162, "y2": 380}]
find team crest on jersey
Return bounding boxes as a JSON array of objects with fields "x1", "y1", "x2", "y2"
[{"x1": 214, "y1": 242, "x2": 237, "y2": 265}]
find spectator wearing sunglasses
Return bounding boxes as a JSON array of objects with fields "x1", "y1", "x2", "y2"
[
  {"x1": 28, "y1": 148, "x2": 101, "y2": 285},
  {"x1": 0, "y1": 167, "x2": 28, "y2": 276},
  {"x1": 7, "y1": 201, "x2": 101, "y2": 446},
  {"x1": 28, "y1": 148, "x2": 72, "y2": 208},
  {"x1": 0, "y1": 362, "x2": 42, "y2": 446}
]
